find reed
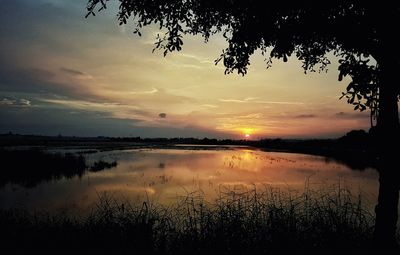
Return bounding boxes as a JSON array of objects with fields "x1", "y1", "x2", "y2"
[{"x1": 0, "y1": 184, "x2": 386, "y2": 255}]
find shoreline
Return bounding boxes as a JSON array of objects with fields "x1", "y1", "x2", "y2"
[{"x1": 1, "y1": 136, "x2": 378, "y2": 171}]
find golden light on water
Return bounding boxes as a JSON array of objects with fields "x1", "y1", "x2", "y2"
[{"x1": 13, "y1": 148, "x2": 375, "y2": 208}]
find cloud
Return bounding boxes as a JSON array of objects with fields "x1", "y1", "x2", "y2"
[
  {"x1": 294, "y1": 114, "x2": 316, "y2": 118},
  {"x1": 18, "y1": 99, "x2": 31, "y2": 106},
  {"x1": 0, "y1": 0, "x2": 115, "y2": 100},
  {"x1": 104, "y1": 87, "x2": 197, "y2": 111},
  {"x1": 0, "y1": 0, "x2": 121, "y2": 57},
  {"x1": 236, "y1": 113, "x2": 263, "y2": 119},
  {"x1": 201, "y1": 104, "x2": 219, "y2": 108},
  {"x1": 129, "y1": 88, "x2": 158, "y2": 95},
  {"x1": 219, "y1": 97, "x2": 305, "y2": 105},
  {"x1": 257, "y1": 101, "x2": 305, "y2": 105},
  {"x1": 0, "y1": 97, "x2": 31, "y2": 107},
  {"x1": 166, "y1": 53, "x2": 215, "y2": 69},
  {"x1": 0, "y1": 64, "x2": 97, "y2": 100},
  {"x1": 39, "y1": 98, "x2": 153, "y2": 122},
  {"x1": 219, "y1": 97, "x2": 257, "y2": 103},
  {"x1": 60, "y1": 67, "x2": 85, "y2": 76},
  {"x1": 335, "y1": 112, "x2": 346, "y2": 117},
  {"x1": 219, "y1": 98, "x2": 249, "y2": 103},
  {"x1": 0, "y1": 105, "x2": 141, "y2": 137},
  {"x1": 0, "y1": 102, "x2": 226, "y2": 138},
  {"x1": 334, "y1": 111, "x2": 369, "y2": 119},
  {"x1": 159, "y1": 113, "x2": 167, "y2": 118}
]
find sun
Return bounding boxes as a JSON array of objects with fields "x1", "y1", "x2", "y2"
[
  {"x1": 238, "y1": 128, "x2": 256, "y2": 139},
  {"x1": 239, "y1": 128, "x2": 254, "y2": 139}
]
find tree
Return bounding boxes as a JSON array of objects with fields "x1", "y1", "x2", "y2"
[{"x1": 86, "y1": 0, "x2": 400, "y2": 248}]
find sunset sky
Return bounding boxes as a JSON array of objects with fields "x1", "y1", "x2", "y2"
[{"x1": 0, "y1": 0, "x2": 370, "y2": 139}]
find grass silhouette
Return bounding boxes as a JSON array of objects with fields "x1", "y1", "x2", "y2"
[{"x1": 1, "y1": 184, "x2": 387, "y2": 255}]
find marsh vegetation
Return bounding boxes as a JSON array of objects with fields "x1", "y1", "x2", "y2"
[{"x1": 1, "y1": 186, "x2": 380, "y2": 255}]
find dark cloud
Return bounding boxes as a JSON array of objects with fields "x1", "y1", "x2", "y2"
[
  {"x1": 334, "y1": 112, "x2": 369, "y2": 119},
  {"x1": 60, "y1": 67, "x2": 85, "y2": 76},
  {"x1": 0, "y1": 106, "x2": 140, "y2": 137},
  {"x1": 159, "y1": 113, "x2": 167, "y2": 118},
  {"x1": 0, "y1": 64, "x2": 97, "y2": 100},
  {"x1": 0, "y1": 67, "x2": 49, "y2": 93},
  {"x1": 294, "y1": 114, "x2": 316, "y2": 118},
  {"x1": 0, "y1": 0, "x2": 130, "y2": 103},
  {"x1": 0, "y1": 105, "x2": 225, "y2": 138},
  {"x1": 0, "y1": 0, "x2": 120, "y2": 57},
  {"x1": 0, "y1": 67, "x2": 56, "y2": 88}
]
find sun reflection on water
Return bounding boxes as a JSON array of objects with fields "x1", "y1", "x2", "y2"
[{"x1": 0, "y1": 148, "x2": 379, "y2": 212}]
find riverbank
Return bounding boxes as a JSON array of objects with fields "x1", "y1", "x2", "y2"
[{"x1": 0, "y1": 130, "x2": 378, "y2": 171}]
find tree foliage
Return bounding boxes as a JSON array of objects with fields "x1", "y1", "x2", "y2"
[{"x1": 86, "y1": 1, "x2": 400, "y2": 122}]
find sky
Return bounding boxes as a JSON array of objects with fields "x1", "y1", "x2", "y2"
[{"x1": 0, "y1": 0, "x2": 370, "y2": 139}]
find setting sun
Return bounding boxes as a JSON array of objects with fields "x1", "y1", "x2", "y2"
[{"x1": 239, "y1": 128, "x2": 255, "y2": 139}]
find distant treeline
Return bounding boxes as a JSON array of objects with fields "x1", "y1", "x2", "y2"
[
  {"x1": 257, "y1": 130, "x2": 378, "y2": 170},
  {"x1": 0, "y1": 133, "x2": 242, "y2": 146},
  {"x1": 0, "y1": 129, "x2": 373, "y2": 147},
  {"x1": 0, "y1": 129, "x2": 378, "y2": 170}
]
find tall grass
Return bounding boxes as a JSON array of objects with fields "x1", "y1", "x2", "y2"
[{"x1": 0, "y1": 185, "x2": 380, "y2": 255}]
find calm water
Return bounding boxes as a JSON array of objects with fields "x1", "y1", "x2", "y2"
[{"x1": 0, "y1": 147, "x2": 379, "y2": 212}]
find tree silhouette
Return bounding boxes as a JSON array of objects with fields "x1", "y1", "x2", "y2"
[{"x1": 86, "y1": 0, "x2": 399, "y2": 248}]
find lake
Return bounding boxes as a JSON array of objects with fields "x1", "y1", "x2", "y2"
[{"x1": 0, "y1": 146, "x2": 379, "y2": 212}]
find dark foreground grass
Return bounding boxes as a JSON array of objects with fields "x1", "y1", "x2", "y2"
[{"x1": 0, "y1": 186, "x2": 382, "y2": 255}]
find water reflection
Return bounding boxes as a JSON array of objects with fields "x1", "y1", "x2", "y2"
[
  {"x1": 0, "y1": 148, "x2": 379, "y2": 212},
  {"x1": 0, "y1": 150, "x2": 117, "y2": 188}
]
